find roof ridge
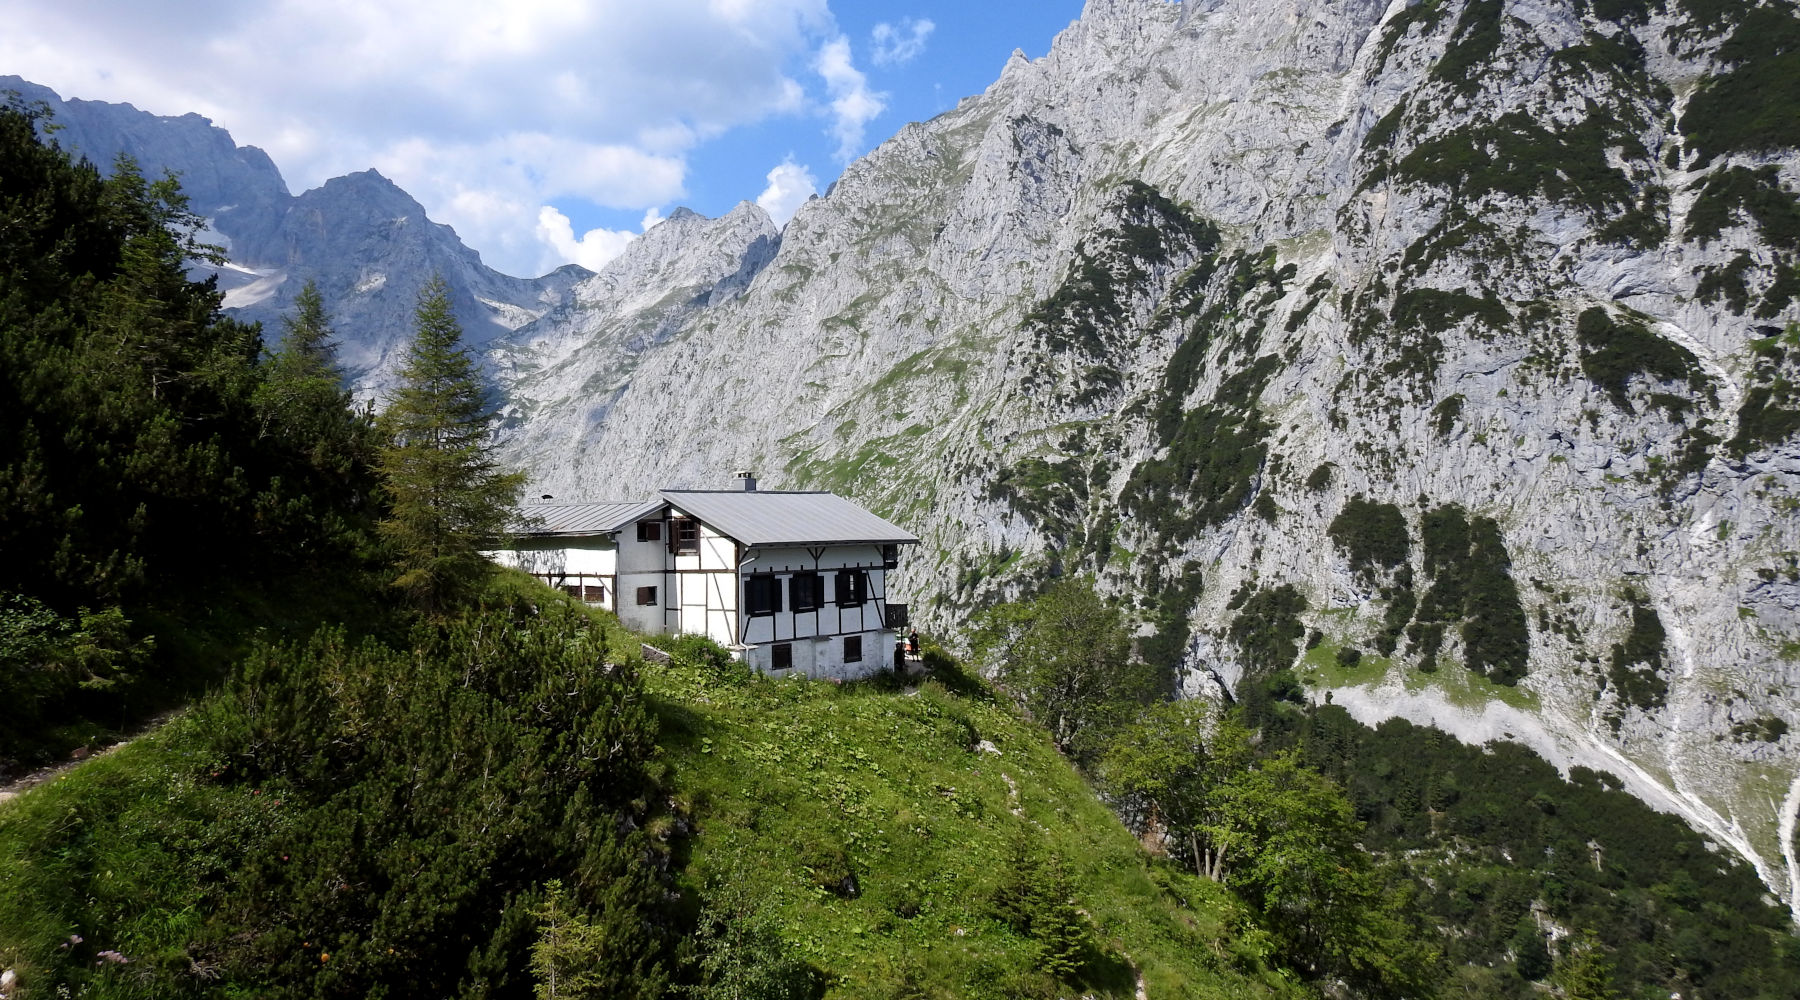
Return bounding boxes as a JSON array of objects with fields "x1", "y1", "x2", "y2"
[{"x1": 661, "y1": 489, "x2": 833, "y2": 495}]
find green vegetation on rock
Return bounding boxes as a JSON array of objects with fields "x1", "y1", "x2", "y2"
[
  {"x1": 1574, "y1": 307, "x2": 1708, "y2": 415},
  {"x1": 1401, "y1": 505, "x2": 1530, "y2": 683},
  {"x1": 1681, "y1": 3, "x2": 1800, "y2": 166},
  {"x1": 1277, "y1": 710, "x2": 1800, "y2": 1000},
  {"x1": 1605, "y1": 592, "x2": 1669, "y2": 718},
  {"x1": 1732, "y1": 325, "x2": 1800, "y2": 455},
  {"x1": 1328, "y1": 498, "x2": 1411, "y2": 584}
]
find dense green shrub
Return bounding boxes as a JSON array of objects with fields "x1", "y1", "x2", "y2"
[
  {"x1": 1305, "y1": 462, "x2": 1335, "y2": 492},
  {"x1": 1605, "y1": 594, "x2": 1669, "y2": 715},
  {"x1": 1461, "y1": 518, "x2": 1530, "y2": 685},
  {"x1": 0, "y1": 99, "x2": 383, "y2": 769},
  {"x1": 1229, "y1": 584, "x2": 1309, "y2": 679},
  {"x1": 1575, "y1": 308, "x2": 1707, "y2": 413},
  {"x1": 1284, "y1": 709, "x2": 1800, "y2": 999},
  {"x1": 969, "y1": 578, "x2": 1159, "y2": 765},
  {"x1": 1401, "y1": 506, "x2": 1529, "y2": 683},
  {"x1": 1328, "y1": 498, "x2": 1411, "y2": 584},
  {"x1": 1681, "y1": 4, "x2": 1800, "y2": 165},
  {"x1": 0, "y1": 601, "x2": 671, "y2": 999},
  {"x1": 1124, "y1": 357, "x2": 1279, "y2": 541},
  {"x1": 1730, "y1": 325, "x2": 1800, "y2": 455}
]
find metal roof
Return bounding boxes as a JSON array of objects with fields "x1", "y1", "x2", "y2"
[
  {"x1": 661, "y1": 490, "x2": 920, "y2": 548},
  {"x1": 511, "y1": 500, "x2": 660, "y2": 537}
]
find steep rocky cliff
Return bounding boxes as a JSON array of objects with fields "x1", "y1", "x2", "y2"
[{"x1": 492, "y1": 0, "x2": 1800, "y2": 910}]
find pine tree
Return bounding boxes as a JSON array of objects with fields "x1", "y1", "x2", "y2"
[
  {"x1": 376, "y1": 277, "x2": 523, "y2": 615},
  {"x1": 252, "y1": 280, "x2": 378, "y2": 559},
  {"x1": 257, "y1": 281, "x2": 344, "y2": 437}
]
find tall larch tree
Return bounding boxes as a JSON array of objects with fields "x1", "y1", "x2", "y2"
[{"x1": 376, "y1": 277, "x2": 523, "y2": 616}]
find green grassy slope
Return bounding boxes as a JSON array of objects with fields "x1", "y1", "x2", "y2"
[
  {"x1": 0, "y1": 591, "x2": 1304, "y2": 999},
  {"x1": 644, "y1": 646, "x2": 1300, "y2": 999}
]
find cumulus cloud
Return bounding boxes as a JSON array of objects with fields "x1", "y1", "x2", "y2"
[
  {"x1": 755, "y1": 157, "x2": 819, "y2": 226},
  {"x1": 0, "y1": 0, "x2": 839, "y2": 276},
  {"x1": 871, "y1": 18, "x2": 935, "y2": 67},
  {"x1": 536, "y1": 206, "x2": 640, "y2": 272},
  {"x1": 815, "y1": 36, "x2": 887, "y2": 162}
]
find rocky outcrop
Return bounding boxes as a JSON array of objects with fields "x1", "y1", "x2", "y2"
[{"x1": 491, "y1": 0, "x2": 1800, "y2": 911}]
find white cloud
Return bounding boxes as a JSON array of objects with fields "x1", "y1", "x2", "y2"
[
  {"x1": 871, "y1": 18, "x2": 935, "y2": 67},
  {"x1": 756, "y1": 157, "x2": 818, "y2": 226},
  {"x1": 0, "y1": 0, "x2": 843, "y2": 276},
  {"x1": 815, "y1": 36, "x2": 887, "y2": 162},
  {"x1": 536, "y1": 206, "x2": 640, "y2": 272}
]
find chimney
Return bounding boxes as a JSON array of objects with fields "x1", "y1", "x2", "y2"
[{"x1": 733, "y1": 470, "x2": 757, "y2": 492}]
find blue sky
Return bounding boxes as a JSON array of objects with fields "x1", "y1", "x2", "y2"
[{"x1": 4, "y1": 0, "x2": 1087, "y2": 277}]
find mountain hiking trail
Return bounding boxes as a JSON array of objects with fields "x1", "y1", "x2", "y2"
[{"x1": 0, "y1": 709, "x2": 184, "y2": 806}]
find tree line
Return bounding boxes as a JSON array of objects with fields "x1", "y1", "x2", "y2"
[{"x1": 0, "y1": 94, "x2": 521, "y2": 770}]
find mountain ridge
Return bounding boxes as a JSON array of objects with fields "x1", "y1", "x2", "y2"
[{"x1": 0, "y1": 74, "x2": 587, "y2": 396}]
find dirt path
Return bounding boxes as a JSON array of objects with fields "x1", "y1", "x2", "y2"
[{"x1": 0, "y1": 709, "x2": 184, "y2": 806}]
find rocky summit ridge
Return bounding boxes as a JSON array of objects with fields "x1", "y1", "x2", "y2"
[
  {"x1": 1, "y1": 75, "x2": 584, "y2": 397},
  {"x1": 492, "y1": 0, "x2": 1800, "y2": 911}
]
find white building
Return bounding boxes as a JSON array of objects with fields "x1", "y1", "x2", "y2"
[{"x1": 489, "y1": 476, "x2": 918, "y2": 680}]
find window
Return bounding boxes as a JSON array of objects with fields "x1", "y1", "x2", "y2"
[
  {"x1": 843, "y1": 635, "x2": 862, "y2": 663},
  {"x1": 882, "y1": 544, "x2": 899, "y2": 569},
  {"x1": 770, "y1": 642, "x2": 793, "y2": 670},
  {"x1": 671, "y1": 518, "x2": 699, "y2": 555},
  {"x1": 637, "y1": 520, "x2": 662, "y2": 542},
  {"x1": 835, "y1": 569, "x2": 868, "y2": 606},
  {"x1": 745, "y1": 574, "x2": 782, "y2": 615},
  {"x1": 791, "y1": 572, "x2": 821, "y2": 611},
  {"x1": 636, "y1": 586, "x2": 658, "y2": 606}
]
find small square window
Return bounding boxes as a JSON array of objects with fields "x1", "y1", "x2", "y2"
[
  {"x1": 636, "y1": 586, "x2": 658, "y2": 606},
  {"x1": 637, "y1": 520, "x2": 662, "y2": 542},
  {"x1": 771, "y1": 642, "x2": 793, "y2": 670},
  {"x1": 844, "y1": 636, "x2": 862, "y2": 663}
]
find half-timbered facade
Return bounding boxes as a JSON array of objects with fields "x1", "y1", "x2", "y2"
[{"x1": 490, "y1": 478, "x2": 917, "y2": 680}]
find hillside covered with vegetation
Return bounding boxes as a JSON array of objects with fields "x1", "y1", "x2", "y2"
[{"x1": 0, "y1": 99, "x2": 1306, "y2": 999}]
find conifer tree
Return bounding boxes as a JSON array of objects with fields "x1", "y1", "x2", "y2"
[
  {"x1": 253, "y1": 280, "x2": 378, "y2": 558},
  {"x1": 257, "y1": 281, "x2": 344, "y2": 437},
  {"x1": 377, "y1": 277, "x2": 523, "y2": 615}
]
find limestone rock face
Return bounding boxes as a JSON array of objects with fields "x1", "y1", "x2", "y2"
[{"x1": 492, "y1": 0, "x2": 1800, "y2": 909}]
